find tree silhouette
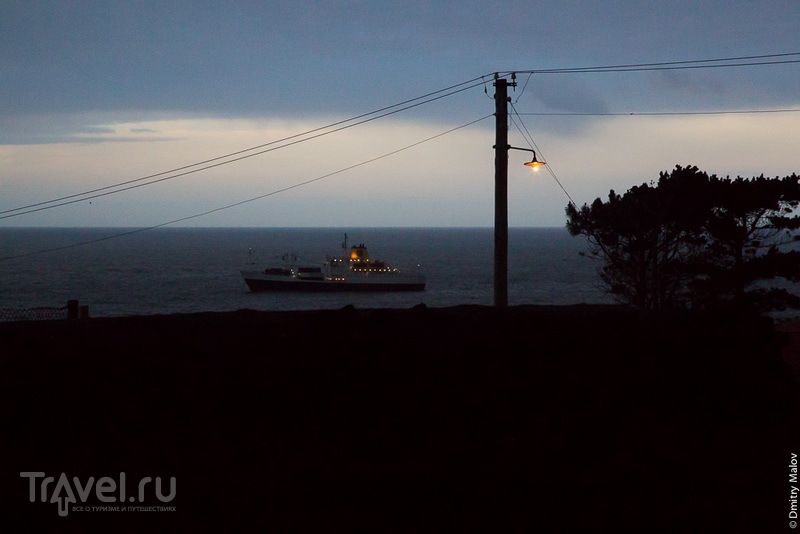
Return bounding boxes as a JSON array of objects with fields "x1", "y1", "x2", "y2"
[
  {"x1": 694, "y1": 172, "x2": 800, "y2": 310},
  {"x1": 567, "y1": 165, "x2": 800, "y2": 311}
]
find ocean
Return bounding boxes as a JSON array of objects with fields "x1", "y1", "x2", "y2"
[{"x1": 0, "y1": 227, "x2": 610, "y2": 317}]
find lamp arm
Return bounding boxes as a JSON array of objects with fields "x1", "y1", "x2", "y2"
[
  {"x1": 492, "y1": 145, "x2": 545, "y2": 167},
  {"x1": 507, "y1": 146, "x2": 537, "y2": 158}
]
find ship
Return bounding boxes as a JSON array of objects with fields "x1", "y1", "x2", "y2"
[{"x1": 240, "y1": 235, "x2": 426, "y2": 292}]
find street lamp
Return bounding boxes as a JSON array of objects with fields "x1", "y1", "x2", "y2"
[
  {"x1": 509, "y1": 146, "x2": 546, "y2": 169},
  {"x1": 493, "y1": 76, "x2": 547, "y2": 307}
]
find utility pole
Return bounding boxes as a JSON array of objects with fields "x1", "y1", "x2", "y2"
[{"x1": 493, "y1": 75, "x2": 514, "y2": 307}]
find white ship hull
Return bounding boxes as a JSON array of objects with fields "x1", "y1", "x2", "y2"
[{"x1": 240, "y1": 269, "x2": 426, "y2": 292}]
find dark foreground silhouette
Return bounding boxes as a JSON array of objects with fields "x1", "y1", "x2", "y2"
[{"x1": 1, "y1": 304, "x2": 798, "y2": 532}]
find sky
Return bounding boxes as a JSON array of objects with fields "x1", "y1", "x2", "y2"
[{"x1": 1, "y1": 1, "x2": 799, "y2": 228}]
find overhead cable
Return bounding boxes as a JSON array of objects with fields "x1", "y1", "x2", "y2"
[
  {"x1": 0, "y1": 114, "x2": 493, "y2": 261},
  {"x1": 0, "y1": 77, "x2": 487, "y2": 219},
  {"x1": 515, "y1": 109, "x2": 800, "y2": 116},
  {"x1": 496, "y1": 52, "x2": 800, "y2": 76},
  {"x1": 509, "y1": 102, "x2": 578, "y2": 208}
]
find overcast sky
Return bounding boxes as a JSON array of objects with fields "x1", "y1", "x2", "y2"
[{"x1": 2, "y1": 1, "x2": 799, "y2": 227}]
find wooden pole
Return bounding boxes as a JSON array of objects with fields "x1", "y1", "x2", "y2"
[
  {"x1": 67, "y1": 299, "x2": 79, "y2": 320},
  {"x1": 494, "y1": 77, "x2": 509, "y2": 307}
]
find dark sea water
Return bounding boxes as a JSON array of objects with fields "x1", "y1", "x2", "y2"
[{"x1": 0, "y1": 227, "x2": 610, "y2": 317}]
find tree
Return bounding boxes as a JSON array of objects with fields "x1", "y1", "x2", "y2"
[
  {"x1": 693, "y1": 172, "x2": 800, "y2": 310},
  {"x1": 566, "y1": 165, "x2": 710, "y2": 310},
  {"x1": 567, "y1": 165, "x2": 800, "y2": 311}
]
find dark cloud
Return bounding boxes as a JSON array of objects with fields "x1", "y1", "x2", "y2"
[
  {"x1": 1, "y1": 1, "x2": 798, "y2": 144},
  {"x1": 526, "y1": 76, "x2": 610, "y2": 114}
]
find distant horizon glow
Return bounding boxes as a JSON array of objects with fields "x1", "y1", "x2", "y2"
[{"x1": 4, "y1": 109, "x2": 799, "y2": 228}]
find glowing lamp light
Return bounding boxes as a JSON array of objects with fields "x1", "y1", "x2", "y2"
[{"x1": 524, "y1": 154, "x2": 546, "y2": 170}]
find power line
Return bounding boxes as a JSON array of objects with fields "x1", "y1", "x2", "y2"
[
  {"x1": 515, "y1": 109, "x2": 800, "y2": 117},
  {"x1": 4, "y1": 51, "x2": 799, "y2": 223},
  {"x1": 497, "y1": 52, "x2": 800, "y2": 209},
  {"x1": 509, "y1": 102, "x2": 578, "y2": 209},
  {"x1": 497, "y1": 52, "x2": 800, "y2": 76},
  {"x1": 0, "y1": 115, "x2": 493, "y2": 261},
  {"x1": 6, "y1": 52, "x2": 799, "y2": 219},
  {"x1": 0, "y1": 76, "x2": 487, "y2": 219},
  {"x1": 517, "y1": 59, "x2": 800, "y2": 74}
]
